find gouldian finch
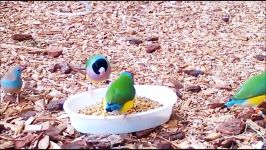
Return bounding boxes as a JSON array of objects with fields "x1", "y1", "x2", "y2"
[
  {"x1": 103, "y1": 71, "x2": 136, "y2": 117},
  {"x1": 1, "y1": 65, "x2": 24, "y2": 104},
  {"x1": 224, "y1": 71, "x2": 266, "y2": 117},
  {"x1": 85, "y1": 54, "x2": 111, "y2": 94}
]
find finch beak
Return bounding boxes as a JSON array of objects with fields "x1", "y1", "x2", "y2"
[{"x1": 99, "y1": 67, "x2": 105, "y2": 75}]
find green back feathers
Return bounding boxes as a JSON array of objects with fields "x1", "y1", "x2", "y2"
[
  {"x1": 233, "y1": 71, "x2": 266, "y2": 99},
  {"x1": 105, "y1": 71, "x2": 136, "y2": 105}
]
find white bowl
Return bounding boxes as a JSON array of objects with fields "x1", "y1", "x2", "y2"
[{"x1": 63, "y1": 85, "x2": 178, "y2": 134}]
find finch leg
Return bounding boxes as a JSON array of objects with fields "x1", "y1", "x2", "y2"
[
  {"x1": 0, "y1": 90, "x2": 4, "y2": 103},
  {"x1": 16, "y1": 93, "x2": 20, "y2": 104},
  {"x1": 88, "y1": 83, "x2": 95, "y2": 98},
  {"x1": 122, "y1": 112, "x2": 130, "y2": 120},
  {"x1": 255, "y1": 108, "x2": 265, "y2": 119}
]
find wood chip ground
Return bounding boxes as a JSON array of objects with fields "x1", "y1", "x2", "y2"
[{"x1": 0, "y1": 1, "x2": 265, "y2": 149}]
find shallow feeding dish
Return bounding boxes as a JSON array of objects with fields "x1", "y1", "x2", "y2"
[{"x1": 63, "y1": 85, "x2": 178, "y2": 134}]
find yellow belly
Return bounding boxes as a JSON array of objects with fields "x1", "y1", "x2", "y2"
[
  {"x1": 120, "y1": 100, "x2": 134, "y2": 113},
  {"x1": 102, "y1": 99, "x2": 134, "y2": 113},
  {"x1": 244, "y1": 95, "x2": 266, "y2": 107}
]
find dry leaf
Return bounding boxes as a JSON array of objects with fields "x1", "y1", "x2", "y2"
[
  {"x1": 184, "y1": 69, "x2": 204, "y2": 77},
  {"x1": 161, "y1": 131, "x2": 185, "y2": 141},
  {"x1": 62, "y1": 140, "x2": 88, "y2": 149},
  {"x1": 49, "y1": 141, "x2": 61, "y2": 149},
  {"x1": 65, "y1": 124, "x2": 75, "y2": 135},
  {"x1": 156, "y1": 141, "x2": 172, "y2": 149},
  {"x1": 56, "y1": 123, "x2": 67, "y2": 133},
  {"x1": 46, "y1": 47, "x2": 63, "y2": 58},
  {"x1": 20, "y1": 109, "x2": 36, "y2": 120},
  {"x1": 133, "y1": 127, "x2": 157, "y2": 138},
  {"x1": 208, "y1": 103, "x2": 225, "y2": 109},
  {"x1": 46, "y1": 99, "x2": 66, "y2": 111},
  {"x1": 216, "y1": 119, "x2": 246, "y2": 135},
  {"x1": 44, "y1": 126, "x2": 61, "y2": 141},
  {"x1": 24, "y1": 124, "x2": 43, "y2": 132},
  {"x1": 11, "y1": 34, "x2": 33, "y2": 41},
  {"x1": 25, "y1": 116, "x2": 35, "y2": 125},
  {"x1": 38, "y1": 135, "x2": 50, "y2": 149},
  {"x1": 146, "y1": 43, "x2": 160, "y2": 53},
  {"x1": 205, "y1": 133, "x2": 222, "y2": 141},
  {"x1": 48, "y1": 64, "x2": 62, "y2": 73},
  {"x1": 126, "y1": 38, "x2": 143, "y2": 45},
  {"x1": 0, "y1": 140, "x2": 14, "y2": 149},
  {"x1": 254, "y1": 55, "x2": 266, "y2": 61},
  {"x1": 169, "y1": 79, "x2": 184, "y2": 90},
  {"x1": 146, "y1": 36, "x2": 159, "y2": 41},
  {"x1": 60, "y1": 63, "x2": 72, "y2": 74},
  {"x1": 14, "y1": 133, "x2": 36, "y2": 149}
]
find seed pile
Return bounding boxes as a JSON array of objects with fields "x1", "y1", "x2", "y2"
[{"x1": 78, "y1": 96, "x2": 163, "y2": 116}]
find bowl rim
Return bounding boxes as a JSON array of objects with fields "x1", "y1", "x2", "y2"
[{"x1": 63, "y1": 85, "x2": 177, "y2": 120}]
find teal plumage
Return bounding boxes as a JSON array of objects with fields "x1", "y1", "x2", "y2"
[{"x1": 1, "y1": 65, "x2": 23, "y2": 103}]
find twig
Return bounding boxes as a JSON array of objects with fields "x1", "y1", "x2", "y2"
[
  {"x1": 31, "y1": 132, "x2": 44, "y2": 144},
  {"x1": 0, "y1": 135, "x2": 14, "y2": 140},
  {"x1": 246, "y1": 119, "x2": 265, "y2": 140},
  {"x1": 72, "y1": 135, "x2": 86, "y2": 143},
  {"x1": 156, "y1": 135, "x2": 180, "y2": 149},
  {"x1": 0, "y1": 101, "x2": 10, "y2": 114}
]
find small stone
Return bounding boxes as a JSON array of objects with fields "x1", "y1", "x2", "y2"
[
  {"x1": 254, "y1": 55, "x2": 266, "y2": 61},
  {"x1": 12, "y1": 34, "x2": 33, "y2": 41},
  {"x1": 216, "y1": 119, "x2": 246, "y2": 135},
  {"x1": 47, "y1": 47, "x2": 63, "y2": 58},
  {"x1": 126, "y1": 38, "x2": 143, "y2": 45},
  {"x1": 183, "y1": 69, "x2": 204, "y2": 77},
  {"x1": 204, "y1": 133, "x2": 222, "y2": 141},
  {"x1": 146, "y1": 43, "x2": 160, "y2": 53},
  {"x1": 146, "y1": 36, "x2": 159, "y2": 41},
  {"x1": 187, "y1": 85, "x2": 201, "y2": 93}
]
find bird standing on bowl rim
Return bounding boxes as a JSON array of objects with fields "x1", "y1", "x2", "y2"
[
  {"x1": 85, "y1": 54, "x2": 112, "y2": 96},
  {"x1": 223, "y1": 71, "x2": 266, "y2": 118},
  {"x1": 103, "y1": 71, "x2": 136, "y2": 119},
  {"x1": 1, "y1": 65, "x2": 24, "y2": 104}
]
